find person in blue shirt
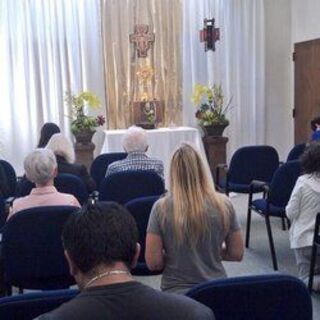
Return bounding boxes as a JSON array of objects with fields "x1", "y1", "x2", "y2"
[{"x1": 310, "y1": 116, "x2": 320, "y2": 141}]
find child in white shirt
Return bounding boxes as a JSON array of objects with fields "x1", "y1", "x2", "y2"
[{"x1": 286, "y1": 142, "x2": 320, "y2": 290}]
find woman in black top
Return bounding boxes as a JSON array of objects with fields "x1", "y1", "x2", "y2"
[{"x1": 37, "y1": 122, "x2": 61, "y2": 148}]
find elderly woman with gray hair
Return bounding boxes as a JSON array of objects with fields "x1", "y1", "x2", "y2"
[{"x1": 7, "y1": 149, "x2": 80, "y2": 221}]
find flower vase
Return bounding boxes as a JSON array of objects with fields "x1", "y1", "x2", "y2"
[
  {"x1": 202, "y1": 123, "x2": 229, "y2": 137},
  {"x1": 73, "y1": 130, "x2": 95, "y2": 145}
]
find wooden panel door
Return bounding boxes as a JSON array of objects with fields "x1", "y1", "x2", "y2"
[{"x1": 294, "y1": 39, "x2": 320, "y2": 144}]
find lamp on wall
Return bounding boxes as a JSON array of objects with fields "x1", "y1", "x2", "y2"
[{"x1": 200, "y1": 18, "x2": 220, "y2": 52}]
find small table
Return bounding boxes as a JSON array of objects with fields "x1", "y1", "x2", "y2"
[{"x1": 100, "y1": 127, "x2": 208, "y2": 179}]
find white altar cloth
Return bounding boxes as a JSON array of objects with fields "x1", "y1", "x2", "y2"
[{"x1": 100, "y1": 127, "x2": 207, "y2": 179}]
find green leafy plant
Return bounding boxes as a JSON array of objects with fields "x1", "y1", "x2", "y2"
[
  {"x1": 65, "y1": 91, "x2": 105, "y2": 134},
  {"x1": 191, "y1": 84, "x2": 231, "y2": 126}
]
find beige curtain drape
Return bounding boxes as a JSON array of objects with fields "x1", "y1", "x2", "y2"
[{"x1": 101, "y1": 0, "x2": 182, "y2": 129}]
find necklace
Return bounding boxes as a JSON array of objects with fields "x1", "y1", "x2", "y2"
[{"x1": 84, "y1": 270, "x2": 130, "y2": 289}]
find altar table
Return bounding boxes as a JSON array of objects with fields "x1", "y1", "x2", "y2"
[{"x1": 100, "y1": 127, "x2": 208, "y2": 180}]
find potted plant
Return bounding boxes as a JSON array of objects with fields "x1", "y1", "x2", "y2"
[
  {"x1": 191, "y1": 84, "x2": 231, "y2": 136},
  {"x1": 66, "y1": 91, "x2": 105, "y2": 144}
]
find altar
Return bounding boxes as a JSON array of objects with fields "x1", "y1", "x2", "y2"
[{"x1": 100, "y1": 126, "x2": 208, "y2": 179}]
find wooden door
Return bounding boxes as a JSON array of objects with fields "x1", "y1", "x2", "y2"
[{"x1": 294, "y1": 39, "x2": 320, "y2": 144}]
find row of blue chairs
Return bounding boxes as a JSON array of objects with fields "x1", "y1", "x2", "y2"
[
  {"x1": 216, "y1": 145, "x2": 303, "y2": 270},
  {"x1": 1, "y1": 142, "x2": 306, "y2": 201},
  {"x1": 0, "y1": 274, "x2": 312, "y2": 320},
  {"x1": 1, "y1": 143, "x2": 306, "y2": 208},
  {"x1": 1, "y1": 155, "x2": 164, "y2": 202},
  {"x1": 0, "y1": 144, "x2": 306, "y2": 272},
  {"x1": 1, "y1": 194, "x2": 161, "y2": 294}
]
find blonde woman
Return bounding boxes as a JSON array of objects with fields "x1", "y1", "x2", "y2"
[
  {"x1": 145, "y1": 143, "x2": 244, "y2": 294},
  {"x1": 46, "y1": 133, "x2": 96, "y2": 192}
]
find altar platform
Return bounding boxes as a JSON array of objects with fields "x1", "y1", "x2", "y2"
[{"x1": 99, "y1": 126, "x2": 208, "y2": 179}]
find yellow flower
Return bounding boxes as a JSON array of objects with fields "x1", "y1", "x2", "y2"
[{"x1": 77, "y1": 91, "x2": 101, "y2": 109}]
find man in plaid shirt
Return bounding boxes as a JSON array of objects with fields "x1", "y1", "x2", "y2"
[{"x1": 105, "y1": 126, "x2": 164, "y2": 179}]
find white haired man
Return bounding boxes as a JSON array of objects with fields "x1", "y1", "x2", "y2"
[
  {"x1": 7, "y1": 149, "x2": 80, "y2": 221},
  {"x1": 105, "y1": 126, "x2": 164, "y2": 179}
]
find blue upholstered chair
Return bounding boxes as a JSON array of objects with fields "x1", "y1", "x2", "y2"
[
  {"x1": 0, "y1": 289, "x2": 79, "y2": 320},
  {"x1": 216, "y1": 145, "x2": 279, "y2": 195},
  {"x1": 0, "y1": 159, "x2": 17, "y2": 200},
  {"x1": 2, "y1": 206, "x2": 79, "y2": 293},
  {"x1": 186, "y1": 274, "x2": 312, "y2": 320},
  {"x1": 90, "y1": 152, "x2": 127, "y2": 189},
  {"x1": 54, "y1": 174, "x2": 88, "y2": 205},
  {"x1": 125, "y1": 195, "x2": 161, "y2": 276},
  {"x1": 16, "y1": 173, "x2": 89, "y2": 205},
  {"x1": 246, "y1": 160, "x2": 301, "y2": 270},
  {"x1": 99, "y1": 170, "x2": 165, "y2": 204},
  {"x1": 286, "y1": 143, "x2": 306, "y2": 162}
]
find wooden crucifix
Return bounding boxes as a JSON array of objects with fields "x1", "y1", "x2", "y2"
[
  {"x1": 130, "y1": 24, "x2": 155, "y2": 58},
  {"x1": 200, "y1": 18, "x2": 220, "y2": 52}
]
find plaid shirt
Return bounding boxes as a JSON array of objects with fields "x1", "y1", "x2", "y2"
[{"x1": 105, "y1": 151, "x2": 164, "y2": 179}]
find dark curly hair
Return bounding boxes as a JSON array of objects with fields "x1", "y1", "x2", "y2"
[
  {"x1": 310, "y1": 117, "x2": 320, "y2": 131},
  {"x1": 301, "y1": 142, "x2": 320, "y2": 176},
  {"x1": 62, "y1": 201, "x2": 138, "y2": 273}
]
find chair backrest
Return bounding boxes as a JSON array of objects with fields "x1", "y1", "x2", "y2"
[
  {"x1": 2, "y1": 206, "x2": 79, "y2": 290},
  {"x1": 186, "y1": 274, "x2": 312, "y2": 320},
  {"x1": 0, "y1": 289, "x2": 79, "y2": 320},
  {"x1": 287, "y1": 143, "x2": 306, "y2": 162},
  {"x1": 54, "y1": 174, "x2": 89, "y2": 205},
  {"x1": 268, "y1": 160, "x2": 301, "y2": 207},
  {"x1": 0, "y1": 159, "x2": 17, "y2": 198},
  {"x1": 90, "y1": 152, "x2": 127, "y2": 189},
  {"x1": 125, "y1": 195, "x2": 160, "y2": 263},
  {"x1": 99, "y1": 170, "x2": 165, "y2": 204},
  {"x1": 16, "y1": 174, "x2": 88, "y2": 205},
  {"x1": 228, "y1": 145, "x2": 279, "y2": 184}
]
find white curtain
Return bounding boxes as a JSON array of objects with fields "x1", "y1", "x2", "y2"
[
  {"x1": 0, "y1": 0, "x2": 105, "y2": 173},
  {"x1": 0, "y1": 0, "x2": 266, "y2": 172},
  {"x1": 183, "y1": 0, "x2": 265, "y2": 157}
]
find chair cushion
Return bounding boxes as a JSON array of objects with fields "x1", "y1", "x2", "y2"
[
  {"x1": 219, "y1": 180, "x2": 265, "y2": 194},
  {"x1": 251, "y1": 199, "x2": 285, "y2": 217}
]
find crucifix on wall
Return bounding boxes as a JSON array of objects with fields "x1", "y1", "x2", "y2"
[
  {"x1": 130, "y1": 24, "x2": 155, "y2": 58},
  {"x1": 200, "y1": 18, "x2": 220, "y2": 52}
]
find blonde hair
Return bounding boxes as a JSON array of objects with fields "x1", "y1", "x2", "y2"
[
  {"x1": 46, "y1": 133, "x2": 75, "y2": 163},
  {"x1": 163, "y1": 143, "x2": 228, "y2": 246}
]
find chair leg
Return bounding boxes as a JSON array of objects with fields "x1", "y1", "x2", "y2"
[
  {"x1": 265, "y1": 215, "x2": 278, "y2": 271},
  {"x1": 281, "y1": 217, "x2": 286, "y2": 231},
  {"x1": 308, "y1": 245, "x2": 317, "y2": 292},
  {"x1": 5, "y1": 285, "x2": 12, "y2": 296},
  {"x1": 287, "y1": 218, "x2": 291, "y2": 229},
  {"x1": 245, "y1": 196, "x2": 252, "y2": 248}
]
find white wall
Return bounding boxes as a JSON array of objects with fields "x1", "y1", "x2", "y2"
[
  {"x1": 264, "y1": 0, "x2": 320, "y2": 160},
  {"x1": 289, "y1": 0, "x2": 320, "y2": 149},
  {"x1": 264, "y1": 0, "x2": 292, "y2": 160},
  {"x1": 291, "y1": 0, "x2": 320, "y2": 43}
]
